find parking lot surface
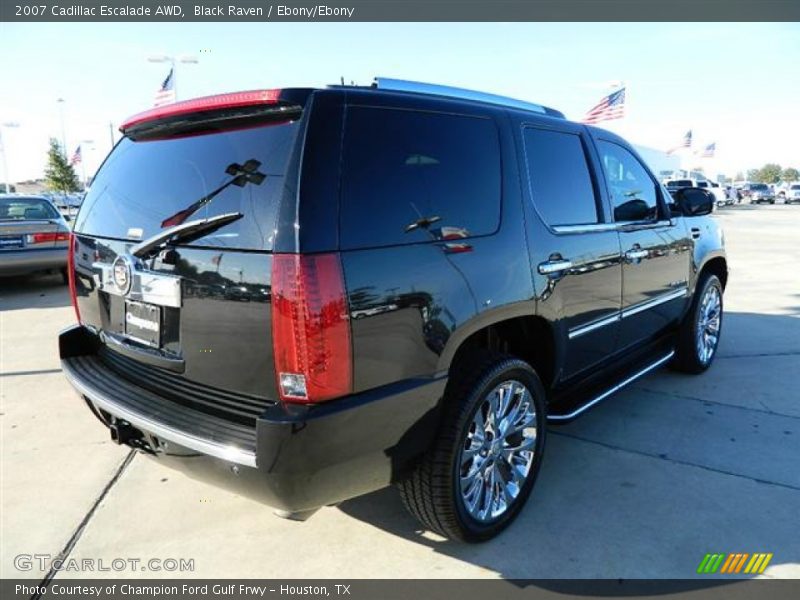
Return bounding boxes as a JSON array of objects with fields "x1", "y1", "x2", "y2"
[{"x1": 1, "y1": 204, "x2": 799, "y2": 580}]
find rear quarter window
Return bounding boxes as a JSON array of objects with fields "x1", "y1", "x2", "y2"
[
  {"x1": 522, "y1": 127, "x2": 599, "y2": 226},
  {"x1": 339, "y1": 106, "x2": 501, "y2": 250},
  {"x1": 75, "y1": 121, "x2": 302, "y2": 250}
]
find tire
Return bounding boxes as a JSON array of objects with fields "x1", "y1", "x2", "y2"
[
  {"x1": 398, "y1": 352, "x2": 547, "y2": 542},
  {"x1": 672, "y1": 274, "x2": 723, "y2": 374}
]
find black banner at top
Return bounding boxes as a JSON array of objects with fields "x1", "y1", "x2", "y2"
[{"x1": 3, "y1": 0, "x2": 800, "y2": 22}]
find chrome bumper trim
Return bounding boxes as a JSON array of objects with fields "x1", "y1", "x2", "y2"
[{"x1": 63, "y1": 362, "x2": 257, "y2": 468}]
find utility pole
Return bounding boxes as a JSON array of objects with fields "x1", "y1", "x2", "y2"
[{"x1": 57, "y1": 98, "x2": 67, "y2": 155}]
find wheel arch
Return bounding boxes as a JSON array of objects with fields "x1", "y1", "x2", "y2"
[
  {"x1": 438, "y1": 309, "x2": 558, "y2": 392},
  {"x1": 698, "y1": 254, "x2": 728, "y2": 291}
]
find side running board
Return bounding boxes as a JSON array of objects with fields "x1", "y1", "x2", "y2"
[{"x1": 547, "y1": 351, "x2": 675, "y2": 422}]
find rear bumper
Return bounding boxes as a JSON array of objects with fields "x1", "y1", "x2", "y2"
[
  {"x1": 59, "y1": 325, "x2": 445, "y2": 512},
  {"x1": 0, "y1": 247, "x2": 67, "y2": 275}
]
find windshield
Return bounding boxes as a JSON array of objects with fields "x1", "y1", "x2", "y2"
[
  {"x1": 0, "y1": 197, "x2": 60, "y2": 221},
  {"x1": 75, "y1": 121, "x2": 302, "y2": 250},
  {"x1": 751, "y1": 183, "x2": 768, "y2": 190}
]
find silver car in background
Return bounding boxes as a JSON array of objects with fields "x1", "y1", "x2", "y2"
[{"x1": 0, "y1": 195, "x2": 72, "y2": 282}]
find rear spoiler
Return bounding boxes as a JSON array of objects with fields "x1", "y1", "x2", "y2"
[{"x1": 119, "y1": 89, "x2": 313, "y2": 140}]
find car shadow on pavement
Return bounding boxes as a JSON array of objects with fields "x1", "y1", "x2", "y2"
[
  {"x1": 0, "y1": 273, "x2": 71, "y2": 311},
  {"x1": 337, "y1": 311, "x2": 800, "y2": 582}
]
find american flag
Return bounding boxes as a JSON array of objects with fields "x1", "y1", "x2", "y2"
[
  {"x1": 582, "y1": 87, "x2": 626, "y2": 124},
  {"x1": 69, "y1": 145, "x2": 82, "y2": 166},
  {"x1": 698, "y1": 142, "x2": 716, "y2": 158},
  {"x1": 153, "y1": 68, "x2": 176, "y2": 107},
  {"x1": 667, "y1": 130, "x2": 692, "y2": 154}
]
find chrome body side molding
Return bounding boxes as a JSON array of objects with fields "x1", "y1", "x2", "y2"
[
  {"x1": 568, "y1": 287, "x2": 688, "y2": 339},
  {"x1": 621, "y1": 288, "x2": 688, "y2": 319}
]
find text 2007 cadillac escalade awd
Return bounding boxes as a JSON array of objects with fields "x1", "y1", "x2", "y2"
[{"x1": 60, "y1": 79, "x2": 727, "y2": 542}]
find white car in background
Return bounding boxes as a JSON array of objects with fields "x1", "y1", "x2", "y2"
[
  {"x1": 665, "y1": 178, "x2": 729, "y2": 207},
  {"x1": 782, "y1": 184, "x2": 800, "y2": 204}
]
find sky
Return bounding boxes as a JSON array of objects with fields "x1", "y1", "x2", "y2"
[{"x1": 1, "y1": 22, "x2": 799, "y2": 183}]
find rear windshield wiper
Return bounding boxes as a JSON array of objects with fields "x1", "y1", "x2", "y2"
[{"x1": 131, "y1": 212, "x2": 243, "y2": 259}]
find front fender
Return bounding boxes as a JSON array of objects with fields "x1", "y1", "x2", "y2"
[{"x1": 687, "y1": 215, "x2": 727, "y2": 295}]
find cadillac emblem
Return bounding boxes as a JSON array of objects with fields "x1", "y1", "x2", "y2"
[{"x1": 112, "y1": 255, "x2": 133, "y2": 295}]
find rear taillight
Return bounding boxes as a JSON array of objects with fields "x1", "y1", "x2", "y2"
[
  {"x1": 27, "y1": 232, "x2": 71, "y2": 244},
  {"x1": 271, "y1": 253, "x2": 352, "y2": 404},
  {"x1": 67, "y1": 233, "x2": 81, "y2": 324}
]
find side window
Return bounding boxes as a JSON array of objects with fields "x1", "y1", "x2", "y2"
[
  {"x1": 523, "y1": 128, "x2": 599, "y2": 226},
  {"x1": 340, "y1": 107, "x2": 501, "y2": 250},
  {"x1": 597, "y1": 141, "x2": 660, "y2": 222}
]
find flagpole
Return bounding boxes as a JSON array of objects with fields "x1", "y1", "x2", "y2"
[{"x1": 171, "y1": 57, "x2": 177, "y2": 100}]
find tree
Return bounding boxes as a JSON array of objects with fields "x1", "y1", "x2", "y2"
[
  {"x1": 747, "y1": 169, "x2": 759, "y2": 182},
  {"x1": 782, "y1": 167, "x2": 799, "y2": 183},
  {"x1": 44, "y1": 138, "x2": 80, "y2": 194},
  {"x1": 753, "y1": 163, "x2": 782, "y2": 184},
  {"x1": 734, "y1": 171, "x2": 745, "y2": 182}
]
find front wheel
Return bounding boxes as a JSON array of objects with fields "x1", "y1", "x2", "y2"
[
  {"x1": 672, "y1": 274, "x2": 723, "y2": 374},
  {"x1": 398, "y1": 354, "x2": 547, "y2": 542}
]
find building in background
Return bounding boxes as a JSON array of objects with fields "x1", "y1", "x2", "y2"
[{"x1": 633, "y1": 144, "x2": 682, "y2": 183}]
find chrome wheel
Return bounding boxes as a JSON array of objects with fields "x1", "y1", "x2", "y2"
[
  {"x1": 696, "y1": 284, "x2": 721, "y2": 364},
  {"x1": 458, "y1": 380, "x2": 537, "y2": 523}
]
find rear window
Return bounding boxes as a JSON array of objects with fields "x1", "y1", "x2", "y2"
[
  {"x1": 0, "y1": 197, "x2": 60, "y2": 221},
  {"x1": 75, "y1": 122, "x2": 302, "y2": 250},
  {"x1": 751, "y1": 183, "x2": 768, "y2": 190},
  {"x1": 339, "y1": 107, "x2": 501, "y2": 250},
  {"x1": 668, "y1": 180, "x2": 693, "y2": 188},
  {"x1": 791, "y1": 185, "x2": 800, "y2": 190}
]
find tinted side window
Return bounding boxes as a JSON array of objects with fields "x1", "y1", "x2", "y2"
[
  {"x1": 523, "y1": 128, "x2": 598, "y2": 226},
  {"x1": 597, "y1": 141, "x2": 660, "y2": 222},
  {"x1": 340, "y1": 107, "x2": 501, "y2": 250}
]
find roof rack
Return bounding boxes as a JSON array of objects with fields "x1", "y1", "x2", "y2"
[{"x1": 373, "y1": 77, "x2": 564, "y2": 118}]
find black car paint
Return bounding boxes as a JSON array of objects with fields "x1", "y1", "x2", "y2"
[{"x1": 60, "y1": 86, "x2": 726, "y2": 513}]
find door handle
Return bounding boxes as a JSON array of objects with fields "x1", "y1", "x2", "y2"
[
  {"x1": 691, "y1": 227, "x2": 701, "y2": 240},
  {"x1": 624, "y1": 248, "x2": 649, "y2": 261},
  {"x1": 537, "y1": 259, "x2": 573, "y2": 275}
]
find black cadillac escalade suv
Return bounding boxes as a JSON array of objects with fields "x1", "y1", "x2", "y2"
[{"x1": 60, "y1": 79, "x2": 727, "y2": 542}]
